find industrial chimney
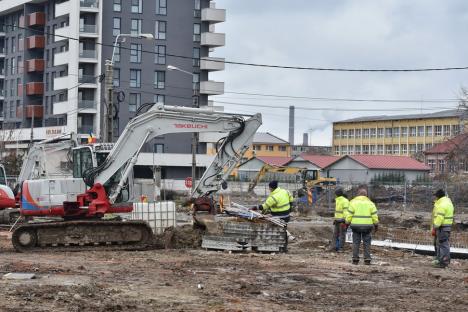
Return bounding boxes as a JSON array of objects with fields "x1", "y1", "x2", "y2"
[
  {"x1": 303, "y1": 133, "x2": 309, "y2": 146},
  {"x1": 288, "y1": 106, "x2": 295, "y2": 145}
]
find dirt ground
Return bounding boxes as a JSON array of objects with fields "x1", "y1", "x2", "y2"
[{"x1": 0, "y1": 217, "x2": 467, "y2": 312}]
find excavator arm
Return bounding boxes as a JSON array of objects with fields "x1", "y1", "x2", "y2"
[{"x1": 83, "y1": 104, "x2": 262, "y2": 204}]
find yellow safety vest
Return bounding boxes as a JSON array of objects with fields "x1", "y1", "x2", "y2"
[
  {"x1": 262, "y1": 187, "x2": 293, "y2": 213},
  {"x1": 345, "y1": 196, "x2": 378, "y2": 228},
  {"x1": 433, "y1": 196, "x2": 454, "y2": 228},
  {"x1": 335, "y1": 196, "x2": 349, "y2": 221}
]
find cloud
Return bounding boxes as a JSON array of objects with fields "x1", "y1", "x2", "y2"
[{"x1": 212, "y1": 0, "x2": 468, "y2": 145}]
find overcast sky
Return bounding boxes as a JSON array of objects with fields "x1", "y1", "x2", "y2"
[{"x1": 211, "y1": 0, "x2": 468, "y2": 146}]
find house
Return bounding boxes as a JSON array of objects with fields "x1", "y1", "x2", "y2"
[
  {"x1": 236, "y1": 156, "x2": 292, "y2": 181},
  {"x1": 424, "y1": 133, "x2": 468, "y2": 175},
  {"x1": 322, "y1": 155, "x2": 430, "y2": 183},
  {"x1": 243, "y1": 132, "x2": 291, "y2": 158},
  {"x1": 287, "y1": 154, "x2": 340, "y2": 171}
]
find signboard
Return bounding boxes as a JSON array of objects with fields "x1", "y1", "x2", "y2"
[{"x1": 185, "y1": 177, "x2": 193, "y2": 189}]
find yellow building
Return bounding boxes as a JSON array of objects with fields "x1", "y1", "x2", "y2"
[
  {"x1": 244, "y1": 132, "x2": 291, "y2": 158},
  {"x1": 332, "y1": 109, "x2": 465, "y2": 156}
]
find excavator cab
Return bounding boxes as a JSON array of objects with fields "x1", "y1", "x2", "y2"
[{"x1": 0, "y1": 165, "x2": 6, "y2": 186}]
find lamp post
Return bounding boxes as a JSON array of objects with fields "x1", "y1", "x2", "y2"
[
  {"x1": 103, "y1": 33, "x2": 154, "y2": 142},
  {"x1": 167, "y1": 65, "x2": 199, "y2": 193}
]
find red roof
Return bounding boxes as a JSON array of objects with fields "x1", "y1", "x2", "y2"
[
  {"x1": 297, "y1": 154, "x2": 340, "y2": 168},
  {"x1": 342, "y1": 155, "x2": 430, "y2": 171},
  {"x1": 257, "y1": 156, "x2": 292, "y2": 166},
  {"x1": 425, "y1": 133, "x2": 468, "y2": 154}
]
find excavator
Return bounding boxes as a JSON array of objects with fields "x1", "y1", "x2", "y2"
[
  {"x1": 0, "y1": 165, "x2": 16, "y2": 213},
  {"x1": 12, "y1": 104, "x2": 262, "y2": 252}
]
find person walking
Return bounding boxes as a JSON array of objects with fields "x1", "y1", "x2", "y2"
[
  {"x1": 331, "y1": 187, "x2": 349, "y2": 252},
  {"x1": 345, "y1": 187, "x2": 379, "y2": 265},
  {"x1": 431, "y1": 189, "x2": 454, "y2": 268}
]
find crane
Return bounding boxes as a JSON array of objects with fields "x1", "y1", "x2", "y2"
[{"x1": 12, "y1": 104, "x2": 262, "y2": 251}]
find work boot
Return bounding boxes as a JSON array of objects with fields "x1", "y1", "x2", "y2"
[
  {"x1": 364, "y1": 259, "x2": 371, "y2": 265},
  {"x1": 432, "y1": 262, "x2": 447, "y2": 269},
  {"x1": 352, "y1": 259, "x2": 359, "y2": 265},
  {"x1": 431, "y1": 259, "x2": 440, "y2": 266}
]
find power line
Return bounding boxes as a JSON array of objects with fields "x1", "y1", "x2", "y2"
[{"x1": 6, "y1": 23, "x2": 468, "y2": 73}]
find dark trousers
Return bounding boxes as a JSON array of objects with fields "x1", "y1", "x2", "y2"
[
  {"x1": 436, "y1": 229, "x2": 451, "y2": 266},
  {"x1": 352, "y1": 229, "x2": 372, "y2": 261},
  {"x1": 333, "y1": 221, "x2": 346, "y2": 251}
]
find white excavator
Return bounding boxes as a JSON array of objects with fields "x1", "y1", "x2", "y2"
[
  {"x1": 0, "y1": 165, "x2": 16, "y2": 222},
  {"x1": 12, "y1": 104, "x2": 262, "y2": 252}
]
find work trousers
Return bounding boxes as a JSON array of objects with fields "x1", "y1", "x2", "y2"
[
  {"x1": 333, "y1": 221, "x2": 346, "y2": 251},
  {"x1": 436, "y1": 229, "x2": 451, "y2": 266},
  {"x1": 352, "y1": 229, "x2": 372, "y2": 261}
]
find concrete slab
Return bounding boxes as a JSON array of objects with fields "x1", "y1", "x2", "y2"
[{"x1": 3, "y1": 273, "x2": 36, "y2": 280}]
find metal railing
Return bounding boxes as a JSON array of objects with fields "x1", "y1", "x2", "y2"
[
  {"x1": 78, "y1": 100, "x2": 96, "y2": 109},
  {"x1": 79, "y1": 49, "x2": 96, "y2": 58},
  {"x1": 0, "y1": 90, "x2": 5, "y2": 97},
  {"x1": 80, "y1": 0, "x2": 98, "y2": 8},
  {"x1": 78, "y1": 75, "x2": 97, "y2": 84},
  {"x1": 79, "y1": 24, "x2": 97, "y2": 33}
]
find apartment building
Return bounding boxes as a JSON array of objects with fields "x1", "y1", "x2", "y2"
[
  {"x1": 0, "y1": 0, "x2": 225, "y2": 159},
  {"x1": 243, "y1": 132, "x2": 291, "y2": 158},
  {"x1": 332, "y1": 110, "x2": 465, "y2": 156}
]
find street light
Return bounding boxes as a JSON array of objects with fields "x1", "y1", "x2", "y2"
[
  {"x1": 103, "y1": 33, "x2": 155, "y2": 142},
  {"x1": 167, "y1": 64, "x2": 199, "y2": 193}
]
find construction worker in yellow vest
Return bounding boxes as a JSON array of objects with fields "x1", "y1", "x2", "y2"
[
  {"x1": 345, "y1": 187, "x2": 379, "y2": 265},
  {"x1": 431, "y1": 189, "x2": 454, "y2": 268},
  {"x1": 257, "y1": 180, "x2": 294, "y2": 223},
  {"x1": 331, "y1": 187, "x2": 349, "y2": 252}
]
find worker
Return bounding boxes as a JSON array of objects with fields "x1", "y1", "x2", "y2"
[
  {"x1": 254, "y1": 180, "x2": 293, "y2": 223},
  {"x1": 345, "y1": 187, "x2": 379, "y2": 265},
  {"x1": 331, "y1": 187, "x2": 349, "y2": 252},
  {"x1": 431, "y1": 189, "x2": 454, "y2": 268}
]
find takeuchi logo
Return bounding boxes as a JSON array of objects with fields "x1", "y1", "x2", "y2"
[{"x1": 174, "y1": 123, "x2": 208, "y2": 129}]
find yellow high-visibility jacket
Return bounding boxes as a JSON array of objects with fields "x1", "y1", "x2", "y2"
[
  {"x1": 345, "y1": 195, "x2": 378, "y2": 229},
  {"x1": 433, "y1": 196, "x2": 454, "y2": 229},
  {"x1": 335, "y1": 196, "x2": 349, "y2": 222},
  {"x1": 262, "y1": 187, "x2": 293, "y2": 214}
]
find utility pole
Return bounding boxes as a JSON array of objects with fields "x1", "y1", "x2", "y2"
[
  {"x1": 29, "y1": 107, "x2": 34, "y2": 147},
  {"x1": 104, "y1": 60, "x2": 114, "y2": 142},
  {"x1": 192, "y1": 95, "x2": 199, "y2": 193}
]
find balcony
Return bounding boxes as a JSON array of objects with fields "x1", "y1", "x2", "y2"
[
  {"x1": 26, "y1": 59, "x2": 45, "y2": 72},
  {"x1": 79, "y1": 49, "x2": 97, "y2": 62},
  {"x1": 0, "y1": 47, "x2": 5, "y2": 57},
  {"x1": 0, "y1": 68, "x2": 4, "y2": 78},
  {"x1": 54, "y1": 26, "x2": 70, "y2": 42},
  {"x1": 201, "y1": 8, "x2": 226, "y2": 23},
  {"x1": 55, "y1": 1, "x2": 70, "y2": 18},
  {"x1": 200, "y1": 57, "x2": 225, "y2": 71},
  {"x1": 54, "y1": 76, "x2": 69, "y2": 91},
  {"x1": 0, "y1": 90, "x2": 4, "y2": 99},
  {"x1": 79, "y1": 24, "x2": 98, "y2": 37},
  {"x1": 80, "y1": 0, "x2": 99, "y2": 12},
  {"x1": 17, "y1": 105, "x2": 44, "y2": 118},
  {"x1": 78, "y1": 125, "x2": 95, "y2": 134},
  {"x1": 26, "y1": 82, "x2": 44, "y2": 95},
  {"x1": 78, "y1": 100, "x2": 96, "y2": 109},
  {"x1": 26, "y1": 36, "x2": 45, "y2": 49},
  {"x1": 54, "y1": 51, "x2": 69, "y2": 66},
  {"x1": 27, "y1": 12, "x2": 46, "y2": 27},
  {"x1": 201, "y1": 32, "x2": 225, "y2": 48},
  {"x1": 200, "y1": 81, "x2": 224, "y2": 95},
  {"x1": 78, "y1": 75, "x2": 97, "y2": 85}
]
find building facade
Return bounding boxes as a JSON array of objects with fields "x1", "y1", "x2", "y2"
[
  {"x1": 243, "y1": 132, "x2": 291, "y2": 159},
  {"x1": 424, "y1": 133, "x2": 468, "y2": 175},
  {"x1": 0, "y1": 0, "x2": 225, "y2": 162},
  {"x1": 332, "y1": 110, "x2": 465, "y2": 157}
]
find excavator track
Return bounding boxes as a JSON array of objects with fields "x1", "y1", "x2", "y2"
[{"x1": 12, "y1": 220, "x2": 153, "y2": 252}]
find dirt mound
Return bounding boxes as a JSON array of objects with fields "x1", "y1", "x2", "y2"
[{"x1": 154, "y1": 224, "x2": 204, "y2": 249}]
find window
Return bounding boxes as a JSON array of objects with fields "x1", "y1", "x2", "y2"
[
  {"x1": 18, "y1": 34, "x2": 23, "y2": 51},
  {"x1": 156, "y1": 0, "x2": 167, "y2": 15},
  {"x1": 452, "y1": 125, "x2": 460, "y2": 136},
  {"x1": 355, "y1": 145, "x2": 362, "y2": 154},
  {"x1": 409, "y1": 144, "x2": 416, "y2": 154},
  {"x1": 267, "y1": 145, "x2": 274, "y2": 151},
  {"x1": 11, "y1": 58, "x2": 16, "y2": 75},
  {"x1": 192, "y1": 72, "x2": 199, "y2": 91},
  {"x1": 393, "y1": 144, "x2": 400, "y2": 155},
  {"x1": 385, "y1": 128, "x2": 393, "y2": 138},
  {"x1": 253, "y1": 145, "x2": 261, "y2": 151},
  {"x1": 113, "y1": 43, "x2": 121, "y2": 62},
  {"x1": 426, "y1": 125, "x2": 433, "y2": 137},
  {"x1": 363, "y1": 129, "x2": 370, "y2": 138},
  {"x1": 113, "y1": 18, "x2": 121, "y2": 36},
  {"x1": 279, "y1": 146, "x2": 287, "y2": 152},
  {"x1": 11, "y1": 37, "x2": 15, "y2": 53},
  {"x1": 417, "y1": 126, "x2": 424, "y2": 137},
  {"x1": 130, "y1": 19, "x2": 142, "y2": 36},
  {"x1": 341, "y1": 129, "x2": 348, "y2": 139},
  {"x1": 155, "y1": 45, "x2": 166, "y2": 64},
  {"x1": 154, "y1": 143, "x2": 164, "y2": 153},
  {"x1": 385, "y1": 145, "x2": 392, "y2": 155},
  {"x1": 435, "y1": 125, "x2": 442, "y2": 136},
  {"x1": 348, "y1": 145, "x2": 354, "y2": 155},
  {"x1": 438, "y1": 159, "x2": 445, "y2": 173},
  {"x1": 193, "y1": 23, "x2": 201, "y2": 41},
  {"x1": 130, "y1": 69, "x2": 141, "y2": 88},
  {"x1": 155, "y1": 21, "x2": 166, "y2": 40},
  {"x1": 401, "y1": 144, "x2": 408, "y2": 154},
  {"x1": 377, "y1": 128, "x2": 384, "y2": 138},
  {"x1": 392, "y1": 127, "x2": 399, "y2": 137},
  {"x1": 370, "y1": 128, "x2": 376, "y2": 138},
  {"x1": 377, "y1": 145, "x2": 383, "y2": 155},
  {"x1": 341, "y1": 146, "x2": 348, "y2": 154},
  {"x1": 362, "y1": 145, "x2": 369, "y2": 155},
  {"x1": 113, "y1": 68, "x2": 120, "y2": 87},
  {"x1": 409, "y1": 127, "x2": 416, "y2": 137},
  {"x1": 131, "y1": 0, "x2": 143, "y2": 13},
  {"x1": 425, "y1": 143, "x2": 433, "y2": 150},
  {"x1": 369, "y1": 145, "x2": 376, "y2": 155},
  {"x1": 401, "y1": 126, "x2": 408, "y2": 137},
  {"x1": 348, "y1": 129, "x2": 354, "y2": 138},
  {"x1": 334, "y1": 146, "x2": 340, "y2": 155},
  {"x1": 130, "y1": 44, "x2": 142, "y2": 63},
  {"x1": 417, "y1": 144, "x2": 424, "y2": 152},
  {"x1": 154, "y1": 94, "x2": 165, "y2": 104},
  {"x1": 154, "y1": 71, "x2": 165, "y2": 89},
  {"x1": 355, "y1": 129, "x2": 361, "y2": 138},
  {"x1": 113, "y1": 0, "x2": 121, "y2": 12},
  {"x1": 427, "y1": 159, "x2": 435, "y2": 171},
  {"x1": 16, "y1": 78, "x2": 20, "y2": 96},
  {"x1": 443, "y1": 125, "x2": 450, "y2": 136},
  {"x1": 194, "y1": 0, "x2": 201, "y2": 17},
  {"x1": 129, "y1": 93, "x2": 141, "y2": 112},
  {"x1": 193, "y1": 48, "x2": 200, "y2": 67},
  {"x1": 334, "y1": 130, "x2": 340, "y2": 139}
]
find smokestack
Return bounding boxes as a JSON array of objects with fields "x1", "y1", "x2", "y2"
[
  {"x1": 289, "y1": 106, "x2": 295, "y2": 145},
  {"x1": 303, "y1": 133, "x2": 308, "y2": 146}
]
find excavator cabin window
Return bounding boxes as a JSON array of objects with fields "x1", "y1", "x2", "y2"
[
  {"x1": 73, "y1": 147, "x2": 94, "y2": 178},
  {"x1": 0, "y1": 165, "x2": 6, "y2": 185}
]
